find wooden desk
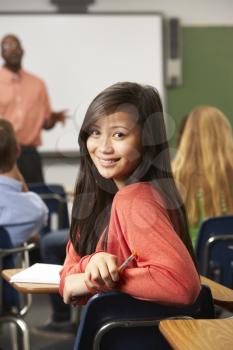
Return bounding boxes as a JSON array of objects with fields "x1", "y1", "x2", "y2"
[
  {"x1": 200, "y1": 276, "x2": 233, "y2": 312},
  {"x1": 159, "y1": 318, "x2": 233, "y2": 350},
  {"x1": 1, "y1": 268, "x2": 59, "y2": 294},
  {"x1": 1, "y1": 269, "x2": 233, "y2": 309}
]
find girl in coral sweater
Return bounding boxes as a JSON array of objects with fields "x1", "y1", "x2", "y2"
[{"x1": 60, "y1": 82, "x2": 200, "y2": 306}]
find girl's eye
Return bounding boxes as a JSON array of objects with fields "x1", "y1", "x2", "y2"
[{"x1": 113, "y1": 132, "x2": 125, "y2": 138}]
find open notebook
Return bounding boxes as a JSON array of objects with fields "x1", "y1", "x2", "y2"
[{"x1": 10, "y1": 263, "x2": 63, "y2": 284}]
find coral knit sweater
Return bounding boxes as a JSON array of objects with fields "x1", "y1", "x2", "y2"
[{"x1": 59, "y1": 183, "x2": 200, "y2": 305}]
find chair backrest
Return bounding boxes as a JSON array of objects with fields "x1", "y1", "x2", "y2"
[
  {"x1": 74, "y1": 285, "x2": 215, "y2": 350},
  {"x1": 0, "y1": 224, "x2": 37, "y2": 313},
  {"x1": 0, "y1": 226, "x2": 19, "y2": 311},
  {"x1": 0, "y1": 226, "x2": 35, "y2": 350},
  {"x1": 195, "y1": 216, "x2": 233, "y2": 288},
  {"x1": 28, "y1": 183, "x2": 70, "y2": 233}
]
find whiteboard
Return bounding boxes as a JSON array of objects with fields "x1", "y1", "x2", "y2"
[{"x1": 0, "y1": 14, "x2": 164, "y2": 154}]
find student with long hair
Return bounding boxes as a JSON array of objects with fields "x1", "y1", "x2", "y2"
[
  {"x1": 173, "y1": 106, "x2": 233, "y2": 244},
  {"x1": 59, "y1": 82, "x2": 200, "y2": 306}
]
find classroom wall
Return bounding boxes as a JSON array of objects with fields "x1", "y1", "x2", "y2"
[
  {"x1": 1, "y1": 0, "x2": 232, "y2": 188},
  {"x1": 167, "y1": 26, "x2": 233, "y2": 146},
  {"x1": 89, "y1": 0, "x2": 233, "y2": 25},
  {"x1": 1, "y1": 0, "x2": 233, "y2": 25}
]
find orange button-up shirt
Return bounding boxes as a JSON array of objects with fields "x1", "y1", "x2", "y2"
[{"x1": 0, "y1": 67, "x2": 51, "y2": 146}]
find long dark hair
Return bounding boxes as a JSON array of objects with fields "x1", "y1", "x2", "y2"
[{"x1": 70, "y1": 82, "x2": 197, "y2": 269}]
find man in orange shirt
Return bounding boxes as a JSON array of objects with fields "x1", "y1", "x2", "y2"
[{"x1": 0, "y1": 34, "x2": 66, "y2": 183}]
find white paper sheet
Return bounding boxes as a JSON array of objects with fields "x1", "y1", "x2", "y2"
[{"x1": 10, "y1": 263, "x2": 63, "y2": 284}]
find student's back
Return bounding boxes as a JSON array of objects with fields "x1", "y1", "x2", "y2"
[{"x1": 0, "y1": 119, "x2": 48, "y2": 247}]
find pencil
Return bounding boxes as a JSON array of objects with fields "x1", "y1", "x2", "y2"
[{"x1": 118, "y1": 251, "x2": 138, "y2": 272}]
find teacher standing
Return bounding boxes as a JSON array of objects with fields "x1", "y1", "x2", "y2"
[{"x1": 0, "y1": 34, "x2": 66, "y2": 183}]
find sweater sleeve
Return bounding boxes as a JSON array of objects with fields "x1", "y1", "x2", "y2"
[
  {"x1": 110, "y1": 184, "x2": 201, "y2": 305},
  {"x1": 59, "y1": 240, "x2": 103, "y2": 297}
]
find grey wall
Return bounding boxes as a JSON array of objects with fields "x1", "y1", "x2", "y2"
[{"x1": 1, "y1": 0, "x2": 232, "y2": 25}]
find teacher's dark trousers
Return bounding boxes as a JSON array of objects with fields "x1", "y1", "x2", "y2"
[{"x1": 17, "y1": 145, "x2": 44, "y2": 184}]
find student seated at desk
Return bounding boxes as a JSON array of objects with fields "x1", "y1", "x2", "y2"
[
  {"x1": 0, "y1": 119, "x2": 48, "y2": 247},
  {"x1": 36, "y1": 229, "x2": 74, "y2": 336},
  {"x1": 172, "y1": 106, "x2": 233, "y2": 245},
  {"x1": 59, "y1": 82, "x2": 200, "y2": 306}
]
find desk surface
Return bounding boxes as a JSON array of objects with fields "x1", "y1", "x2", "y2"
[
  {"x1": 159, "y1": 318, "x2": 233, "y2": 350},
  {"x1": 1, "y1": 269, "x2": 233, "y2": 305},
  {"x1": 1, "y1": 269, "x2": 59, "y2": 294},
  {"x1": 200, "y1": 276, "x2": 233, "y2": 312}
]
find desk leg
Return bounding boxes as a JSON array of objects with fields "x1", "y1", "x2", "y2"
[{"x1": 71, "y1": 305, "x2": 83, "y2": 326}]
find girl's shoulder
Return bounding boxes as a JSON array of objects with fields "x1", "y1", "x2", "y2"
[
  {"x1": 116, "y1": 181, "x2": 152, "y2": 195},
  {"x1": 113, "y1": 182, "x2": 165, "y2": 209}
]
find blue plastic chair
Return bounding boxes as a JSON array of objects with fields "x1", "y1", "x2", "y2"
[
  {"x1": 0, "y1": 226, "x2": 20, "y2": 309},
  {"x1": 28, "y1": 183, "x2": 70, "y2": 234},
  {"x1": 74, "y1": 286, "x2": 215, "y2": 350},
  {"x1": 195, "y1": 215, "x2": 233, "y2": 288},
  {"x1": 0, "y1": 225, "x2": 37, "y2": 350}
]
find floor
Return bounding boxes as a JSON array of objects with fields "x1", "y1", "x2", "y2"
[{"x1": 0, "y1": 294, "x2": 77, "y2": 350}]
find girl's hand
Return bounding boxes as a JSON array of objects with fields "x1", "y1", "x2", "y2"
[
  {"x1": 63, "y1": 273, "x2": 89, "y2": 304},
  {"x1": 84, "y1": 252, "x2": 120, "y2": 290}
]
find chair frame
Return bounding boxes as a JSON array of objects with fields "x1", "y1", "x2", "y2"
[
  {"x1": 39, "y1": 193, "x2": 68, "y2": 231},
  {"x1": 0, "y1": 228, "x2": 37, "y2": 350},
  {"x1": 203, "y1": 234, "x2": 233, "y2": 276},
  {"x1": 74, "y1": 286, "x2": 215, "y2": 350},
  {"x1": 195, "y1": 215, "x2": 233, "y2": 288},
  {"x1": 28, "y1": 183, "x2": 70, "y2": 233},
  {"x1": 93, "y1": 317, "x2": 194, "y2": 350}
]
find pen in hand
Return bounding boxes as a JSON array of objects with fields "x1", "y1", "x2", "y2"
[
  {"x1": 118, "y1": 251, "x2": 138, "y2": 273},
  {"x1": 70, "y1": 251, "x2": 138, "y2": 305}
]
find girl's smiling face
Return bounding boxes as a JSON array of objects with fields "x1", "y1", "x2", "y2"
[{"x1": 86, "y1": 104, "x2": 142, "y2": 189}]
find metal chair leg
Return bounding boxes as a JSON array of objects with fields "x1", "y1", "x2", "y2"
[{"x1": 0, "y1": 315, "x2": 30, "y2": 350}]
